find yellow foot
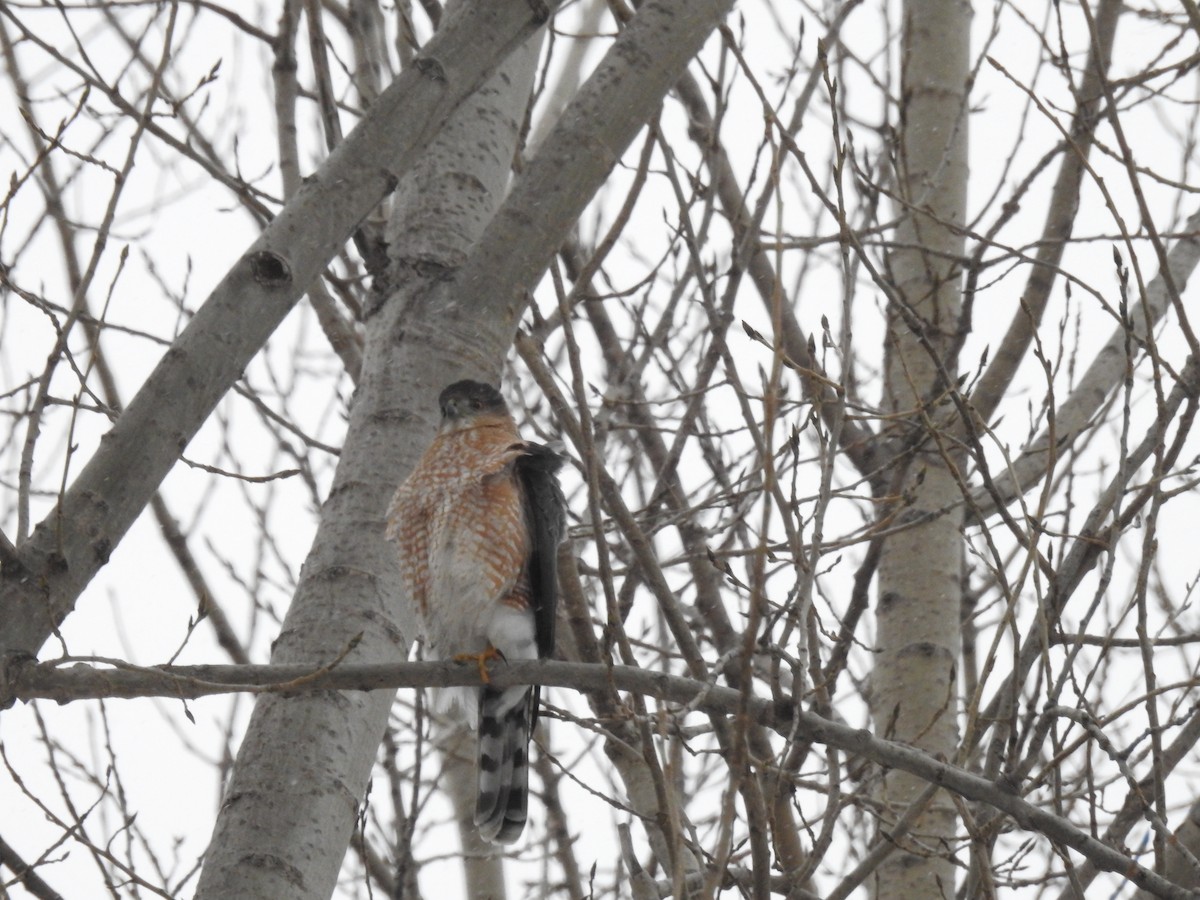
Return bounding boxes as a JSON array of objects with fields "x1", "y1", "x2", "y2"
[{"x1": 454, "y1": 645, "x2": 504, "y2": 683}]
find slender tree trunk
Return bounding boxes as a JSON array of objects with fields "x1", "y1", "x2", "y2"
[
  {"x1": 870, "y1": 0, "x2": 970, "y2": 895},
  {"x1": 438, "y1": 723, "x2": 509, "y2": 896},
  {"x1": 194, "y1": 25, "x2": 543, "y2": 900},
  {"x1": 383, "y1": 28, "x2": 544, "y2": 900}
]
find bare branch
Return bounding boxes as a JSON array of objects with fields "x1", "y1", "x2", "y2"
[{"x1": 3, "y1": 658, "x2": 1196, "y2": 897}]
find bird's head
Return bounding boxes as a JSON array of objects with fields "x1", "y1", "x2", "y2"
[{"x1": 437, "y1": 380, "x2": 509, "y2": 430}]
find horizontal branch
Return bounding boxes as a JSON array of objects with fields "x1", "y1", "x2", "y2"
[{"x1": 0, "y1": 656, "x2": 1190, "y2": 899}]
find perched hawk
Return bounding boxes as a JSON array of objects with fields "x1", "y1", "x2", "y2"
[{"x1": 386, "y1": 380, "x2": 565, "y2": 844}]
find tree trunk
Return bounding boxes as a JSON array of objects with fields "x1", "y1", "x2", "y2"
[
  {"x1": 870, "y1": 0, "x2": 970, "y2": 895},
  {"x1": 194, "y1": 24, "x2": 543, "y2": 900}
]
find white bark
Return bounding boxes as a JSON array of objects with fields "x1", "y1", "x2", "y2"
[
  {"x1": 194, "y1": 22, "x2": 543, "y2": 899},
  {"x1": 870, "y1": 0, "x2": 971, "y2": 895},
  {"x1": 453, "y1": 0, "x2": 738, "y2": 341}
]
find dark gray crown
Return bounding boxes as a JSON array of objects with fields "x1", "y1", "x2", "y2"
[{"x1": 438, "y1": 380, "x2": 507, "y2": 419}]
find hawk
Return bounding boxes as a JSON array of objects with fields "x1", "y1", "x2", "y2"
[{"x1": 386, "y1": 379, "x2": 565, "y2": 844}]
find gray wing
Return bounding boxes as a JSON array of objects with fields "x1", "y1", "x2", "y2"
[
  {"x1": 475, "y1": 443, "x2": 564, "y2": 843},
  {"x1": 515, "y1": 442, "x2": 566, "y2": 662}
]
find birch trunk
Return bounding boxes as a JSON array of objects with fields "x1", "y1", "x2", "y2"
[
  {"x1": 194, "y1": 23, "x2": 543, "y2": 900},
  {"x1": 870, "y1": 0, "x2": 970, "y2": 895}
]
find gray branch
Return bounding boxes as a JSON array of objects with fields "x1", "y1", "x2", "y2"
[
  {"x1": 972, "y1": 206, "x2": 1200, "y2": 519},
  {"x1": 1, "y1": 657, "x2": 1194, "y2": 899}
]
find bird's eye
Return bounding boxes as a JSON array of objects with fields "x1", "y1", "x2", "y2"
[{"x1": 472, "y1": 399, "x2": 483, "y2": 409}]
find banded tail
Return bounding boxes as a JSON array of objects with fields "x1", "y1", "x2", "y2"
[{"x1": 474, "y1": 682, "x2": 534, "y2": 844}]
